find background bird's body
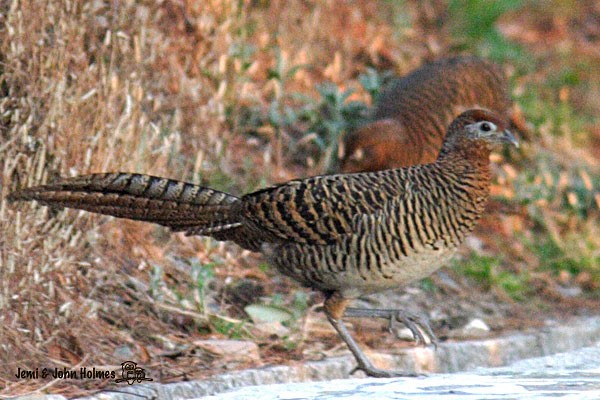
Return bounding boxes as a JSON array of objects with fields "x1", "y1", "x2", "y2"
[{"x1": 340, "y1": 56, "x2": 523, "y2": 173}]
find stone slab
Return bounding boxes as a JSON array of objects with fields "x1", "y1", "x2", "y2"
[{"x1": 14, "y1": 316, "x2": 600, "y2": 400}]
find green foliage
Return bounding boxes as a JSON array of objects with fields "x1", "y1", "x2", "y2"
[
  {"x1": 290, "y1": 290, "x2": 309, "y2": 319},
  {"x1": 448, "y1": 0, "x2": 525, "y2": 61},
  {"x1": 523, "y1": 91, "x2": 590, "y2": 139},
  {"x1": 358, "y1": 68, "x2": 395, "y2": 106},
  {"x1": 148, "y1": 259, "x2": 218, "y2": 316},
  {"x1": 496, "y1": 271, "x2": 530, "y2": 301},
  {"x1": 198, "y1": 168, "x2": 239, "y2": 194},
  {"x1": 507, "y1": 112, "x2": 599, "y2": 294},
  {"x1": 527, "y1": 236, "x2": 600, "y2": 288},
  {"x1": 229, "y1": 41, "x2": 257, "y2": 73},
  {"x1": 299, "y1": 82, "x2": 368, "y2": 151},
  {"x1": 190, "y1": 260, "x2": 216, "y2": 314},
  {"x1": 225, "y1": 36, "x2": 412, "y2": 172},
  {"x1": 293, "y1": 68, "x2": 393, "y2": 169},
  {"x1": 261, "y1": 47, "x2": 308, "y2": 130},
  {"x1": 419, "y1": 277, "x2": 436, "y2": 293},
  {"x1": 149, "y1": 263, "x2": 166, "y2": 302},
  {"x1": 456, "y1": 254, "x2": 498, "y2": 286},
  {"x1": 212, "y1": 317, "x2": 247, "y2": 339},
  {"x1": 281, "y1": 337, "x2": 299, "y2": 351},
  {"x1": 449, "y1": 0, "x2": 523, "y2": 40},
  {"x1": 513, "y1": 153, "x2": 599, "y2": 220},
  {"x1": 526, "y1": 96, "x2": 588, "y2": 139},
  {"x1": 231, "y1": 47, "x2": 394, "y2": 170},
  {"x1": 257, "y1": 262, "x2": 270, "y2": 273},
  {"x1": 454, "y1": 254, "x2": 530, "y2": 300},
  {"x1": 552, "y1": 67, "x2": 581, "y2": 87}
]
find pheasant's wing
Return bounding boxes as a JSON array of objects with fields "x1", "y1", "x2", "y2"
[{"x1": 240, "y1": 171, "x2": 410, "y2": 245}]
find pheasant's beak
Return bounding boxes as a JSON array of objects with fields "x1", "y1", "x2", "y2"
[{"x1": 500, "y1": 129, "x2": 519, "y2": 148}]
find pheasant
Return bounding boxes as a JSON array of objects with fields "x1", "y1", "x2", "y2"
[
  {"x1": 340, "y1": 56, "x2": 527, "y2": 173},
  {"x1": 9, "y1": 109, "x2": 518, "y2": 377}
]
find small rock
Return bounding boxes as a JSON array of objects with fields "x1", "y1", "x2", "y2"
[
  {"x1": 463, "y1": 318, "x2": 490, "y2": 336},
  {"x1": 465, "y1": 236, "x2": 484, "y2": 252},
  {"x1": 251, "y1": 321, "x2": 291, "y2": 338},
  {"x1": 113, "y1": 344, "x2": 136, "y2": 361},
  {"x1": 395, "y1": 327, "x2": 419, "y2": 341},
  {"x1": 450, "y1": 318, "x2": 491, "y2": 339},
  {"x1": 555, "y1": 285, "x2": 582, "y2": 298},
  {"x1": 435, "y1": 271, "x2": 461, "y2": 291},
  {"x1": 194, "y1": 339, "x2": 261, "y2": 365},
  {"x1": 465, "y1": 318, "x2": 490, "y2": 331}
]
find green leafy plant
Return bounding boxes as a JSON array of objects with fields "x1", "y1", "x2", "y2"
[
  {"x1": 448, "y1": 0, "x2": 525, "y2": 61},
  {"x1": 419, "y1": 277, "x2": 436, "y2": 293},
  {"x1": 527, "y1": 235, "x2": 600, "y2": 289},
  {"x1": 212, "y1": 317, "x2": 247, "y2": 339},
  {"x1": 148, "y1": 263, "x2": 167, "y2": 302},
  {"x1": 295, "y1": 68, "x2": 394, "y2": 170},
  {"x1": 454, "y1": 254, "x2": 530, "y2": 300},
  {"x1": 513, "y1": 153, "x2": 599, "y2": 220},
  {"x1": 359, "y1": 67, "x2": 395, "y2": 103},
  {"x1": 231, "y1": 47, "x2": 395, "y2": 172},
  {"x1": 191, "y1": 261, "x2": 213, "y2": 306}
]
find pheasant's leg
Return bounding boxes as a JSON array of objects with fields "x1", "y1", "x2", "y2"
[
  {"x1": 324, "y1": 293, "x2": 417, "y2": 378},
  {"x1": 344, "y1": 307, "x2": 438, "y2": 347}
]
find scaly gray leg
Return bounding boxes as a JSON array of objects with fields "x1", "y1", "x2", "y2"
[
  {"x1": 324, "y1": 294, "x2": 419, "y2": 378},
  {"x1": 344, "y1": 307, "x2": 438, "y2": 347}
]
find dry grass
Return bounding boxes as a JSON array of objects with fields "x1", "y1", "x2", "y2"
[
  {"x1": 0, "y1": 0, "x2": 248, "y2": 395},
  {"x1": 0, "y1": 0, "x2": 599, "y2": 397}
]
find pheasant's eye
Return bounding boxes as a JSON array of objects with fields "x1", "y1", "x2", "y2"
[{"x1": 480, "y1": 122, "x2": 492, "y2": 132}]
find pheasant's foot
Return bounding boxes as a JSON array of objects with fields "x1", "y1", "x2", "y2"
[
  {"x1": 344, "y1": 307, "x2": 438, "y2": 348},
  {"x1": 324, "y1": 295, "x2": 421, "y2": 379},
  {"x1": 350, "y1": 363, "x2": 421, "y2": 378}
]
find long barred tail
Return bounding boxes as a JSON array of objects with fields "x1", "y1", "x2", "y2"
[{"x1": 8, "y1": 173, "x2": 242, "y2": 236}]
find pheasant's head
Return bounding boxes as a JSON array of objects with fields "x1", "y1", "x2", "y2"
[{"x1": 439, "y1": 109, "x2": 519, "y2": 159}]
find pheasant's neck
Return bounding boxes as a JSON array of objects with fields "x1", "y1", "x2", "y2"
[{"x1": 435, "y1": 143, "x2": 492, "y2": 215}]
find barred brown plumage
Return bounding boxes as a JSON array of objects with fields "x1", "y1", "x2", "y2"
[
  {"x1": 8, "y1": 109, "x2": 518, "y2": 378},
  {"x1": 339, "y1": 56, "x2": 527, "y2": 173}
]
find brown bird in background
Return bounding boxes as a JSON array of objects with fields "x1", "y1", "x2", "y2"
[
  {"x1": 9, "y1": 109, "x2": 518, "y2": 377},
  {"x1": 339, "y1": 56, "x2": 527, "y2": 173}
]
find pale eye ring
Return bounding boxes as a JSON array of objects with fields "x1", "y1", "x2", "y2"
[{"x1": 480, "y1": 122, "x2": 492, "y2": 132}]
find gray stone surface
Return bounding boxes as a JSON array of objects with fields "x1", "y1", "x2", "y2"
[
  {"x1": 16, "y1": 317, "x2": 600, "y2": 400},
  {"x1": 201, "y1": 346, "x2": 600, "y2": 399}
]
